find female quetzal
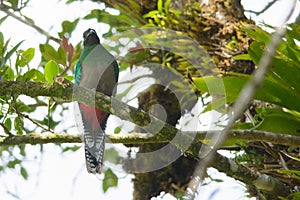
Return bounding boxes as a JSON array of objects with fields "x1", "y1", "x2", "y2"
[{"x1": 75, "y1": 29, "x2": 119, "y2": 174}]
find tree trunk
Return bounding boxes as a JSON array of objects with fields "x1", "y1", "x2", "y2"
[{"x1": 132, "y1": 83, "x2": 198, "y2": 199}]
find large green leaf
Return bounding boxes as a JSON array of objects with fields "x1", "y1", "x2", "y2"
[
  {"x1": 254, "y1": 108, "x2": 300, "y2": 136},
  {"x1": 240, "y1": 26, "x2": 270, "y2": 44},
  {"x1": 193, "y1": 75, "x2": 300, "y2": 112},
  {"x1": 269, "y1": 58, "x2": 300, "y2": 93},
  {"x1": 40, "y1": 44, "x2": 66, "y2": 65},
  {"x1": 103, "y1": 168, "x2": 118, "y2": 193}
]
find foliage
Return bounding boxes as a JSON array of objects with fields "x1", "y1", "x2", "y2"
[
  {"x1": 193, "y1": 23, "x2": 300, "y2": 196},
  {"x1": 193, "y1": 24, "x2": 300, "y2": 135}
]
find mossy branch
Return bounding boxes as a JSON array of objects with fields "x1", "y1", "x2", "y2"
[
  {"x1": 1, "y1": 81, "x2": 300, "y2": 147},
  {"x1": 0, "y1": 80, "x2": 292, "y2": 196},
  {"x1": 1, "y1": 129, "x2": 300, "y2": 147}
]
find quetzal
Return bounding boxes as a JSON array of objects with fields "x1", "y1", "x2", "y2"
[{"x1": 74, "y1": 28, "x2": 119, "y2": 174}]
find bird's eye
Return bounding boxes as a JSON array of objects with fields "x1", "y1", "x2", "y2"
[{"x1": 83, "y1": 32, "x2": 88, "y2": 39}]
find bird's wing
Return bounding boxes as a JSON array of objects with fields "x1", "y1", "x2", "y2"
[{"x1": 79, "y1": 44, "x2": 118, "y2": 95}]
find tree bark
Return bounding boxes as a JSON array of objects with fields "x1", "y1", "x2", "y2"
[{"x1": 130, "y1": 83, "x2": 198, "y2": 199}]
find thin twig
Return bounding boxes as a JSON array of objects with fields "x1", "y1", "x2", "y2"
[
  {"x1": 0, "y1": 122, "x2": 13, "y2": 136},
  {"x1": 27, "y1": 100, "x2": 70, "y2": 108},
  {"x1": 0, "y1": 5, "x2": 61, "y2": 44},
  {"x1": 19, "y1": 112, "x2": 55, "y2": 133},
  {"x1": 184, "y1": 0, "x2": 297, "y2": 199},
  {"x1": 244, "y1": 0, "x2": 278, "y2": 16}
]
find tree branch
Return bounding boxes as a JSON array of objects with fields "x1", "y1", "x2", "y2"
[
  {"x1": 0, "y1": 81, "x2": 299, "y2": 147},
  {"x1": 244, "y1": 0, "x2": 278, "y2": 16},
  {"x1": 0, "y1": 80, "x2": 295, "y2": 197},
  {"x1": 0, "y1": 133, "x2": 291, "y2": 198},
  {"x1": 211, "y1": 153, "x2": 290, "y2": 198},
  {"x1": 0, "y1": 5, "x2": 61, "y2": 44},
  {"x1": 1, "y1": 129, "x2": 300, "y2": 147}
]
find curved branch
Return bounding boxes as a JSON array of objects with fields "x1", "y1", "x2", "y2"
[
  {"x1": 0, "y1": 81, "x2": 300, "y2": 147},
  {"x1": 244, "y1": 0, "x2": 277, "y2": 16},
  {"x1": 0, "y1": 80, "x2": 295, "y2": 197},
  {"x1": 0, "y1": 5, "x2": 61, "y2": 44},
  {"x1": 1, "y1": 129, "x2": 300, "y2": 147},
  {"x1": 0, "y1": 131, "x2": 290, "y2": 197}
]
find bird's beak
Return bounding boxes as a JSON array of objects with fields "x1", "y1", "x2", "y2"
[{"x1": 85, "y1": 29, "x2": 96, "y2": 39}]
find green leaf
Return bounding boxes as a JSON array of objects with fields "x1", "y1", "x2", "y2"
[
  {"x1": 17, "y1": 69, "x2": 45, "y2": 82},
  {"x1": 58, "y1": 18, "x2": 80, "y2": 38},
  {"x1": 270, "y1": 58, "x2": 300, "y2": 93},
  {"x1": 121, "y1": 50, "x2": 150, "y2": 66},
  {"x1": 7, "y1": 159, "x2": 21, "y2": 168},
  {"x1": 287, "y1": 24, "x2": 300, "y2": 43},
  {"x1": 16, "y1": 100, "x2": 35, "y2": 113},
  {"x1": 37, "y1": 117, "x2": 59, "y2": 130},
  {"x1": 193, "y1": 75, "x2": 300, "y2": 113},
  {"x1": 40, "y1": 44, "x2": 66, "y2": 65},
  {"x1": 6, "y1": 0, "x2": 19, "y2": 10},
  {"x1": 114, "y1": 126, "x2": 122, "y2": 134},
  {"x1": 19, "y1": 144, "x2": 26, "y2": 156},
  {"x1": 3, "y1": 67, "x2": 14, "y2": 81},
  {"x1": 288, "y1": 191, "x2": 300, "y2": 200},
  {"x1": 104, "y1": 148, "x2": 122, "y2": 164},
  {"x1": 279, "y1": 170, "x2": 300, "y2": 181},
  {"x1": 157, "y1": 0, "x2": 163, "y2": 13},
  {"x1": 164, "y1": 0, "x2": 171, "y2": 12},
  {"x1": 241, "y1": 26, "x2": 270, "y2": 44},
  {"x1": 62, "y1": 145, "x2": 81, "y2": 152},
  {"x1": 14, "y1": 116, "x2": 24, "y2": 135},
  {"x1": 17, "y1": 48, "x2": 35, "y2": 67},
  {"x1": 4, "y1": 118, "x2": 12, "y2": 131},
  {"x1": 248, "y1": 41, "x2": 264, "y2": 65},
  {"x1": 84, "y1": 10, "x2": 133, "y2": 30},
  {"x1": 254, "y1": 108, "x2": 300, "y2": 136},
  {"x1": 44, "y1": 60, "x2": 59, "y2": 82},
  {"x1": 58, "y1": 46, "x2": 67, "y2": 64},
  {"x1": 20, "y1": 167, "x2": 28, "y2": 180},
  {"x1": 143, "y1": 10, "x2": 160, "y2": 18},
  {"x1": 63, "y1": 75, "x2": 74, "y2": 81},
  {"x1": 103, "y1": 168, "x2": 118, "y2": 193},
  {"x1": 4, "y1": 41, "x2": 23, "y2": 63},
  {"x1": 233, "y1": 54, "x2": 251, "y2": 61},
  {"x1": 0, "y1": 32, "x2": 4, "y2": 56},
  {"x1": 0, "y1": 16, "x2": 8, "y2": 26}
]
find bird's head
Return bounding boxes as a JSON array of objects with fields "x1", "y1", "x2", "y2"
[{"x1": 83, "y1": 28, "x2": 100, "y2": 46}]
